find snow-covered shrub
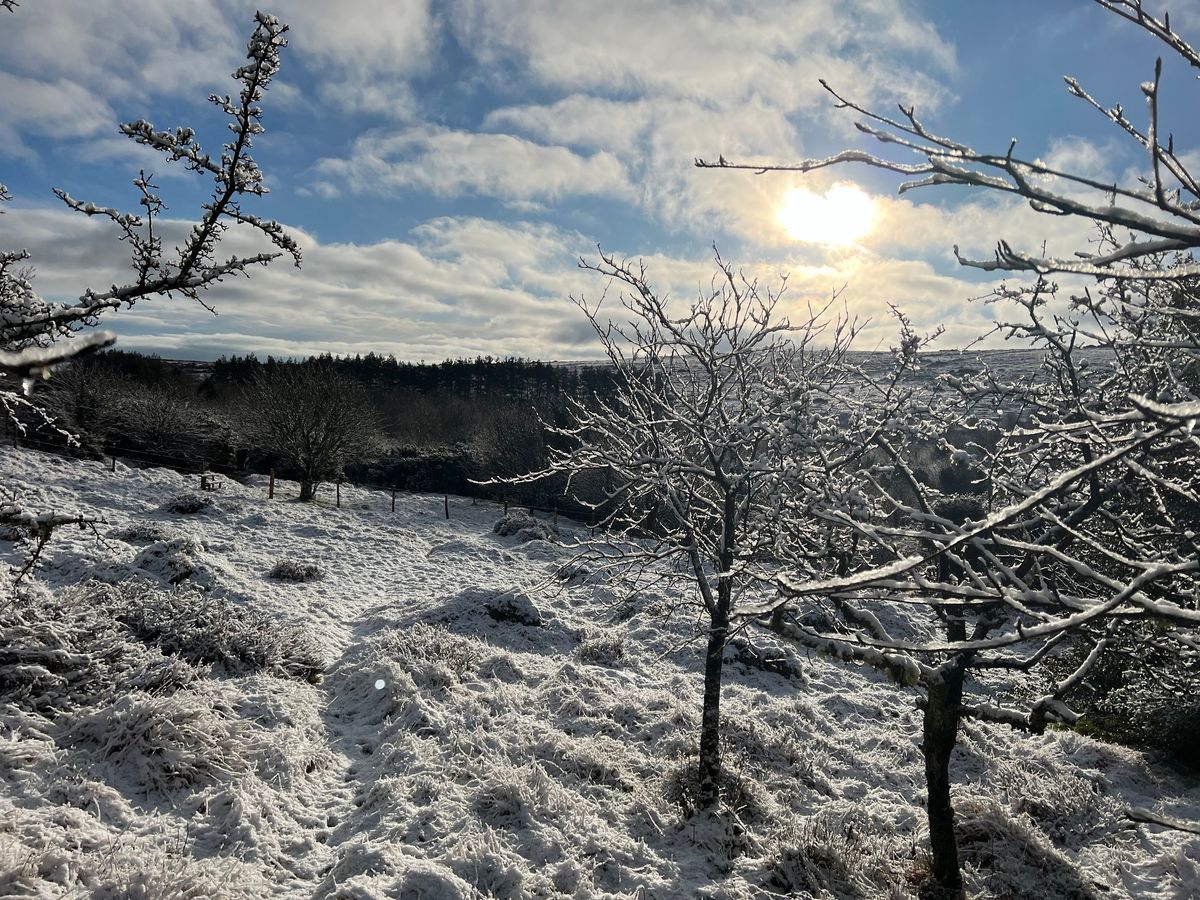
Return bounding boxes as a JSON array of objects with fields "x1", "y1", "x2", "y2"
[
  {"x1": 267, "y1": 558, "x2": 324, "y2": 582},
  {"x1": 89, "y1": 856, "x2": 261, "y2": 900},
  {"x1": 727, "y1": 635, "x2": 805, "y2": 681},
  {"x1": 107, "y1": 582, "x2": 325, "y2": 681},
  {"x1": 1051, "y1": 625, "x2": 1200, "y2": 767},
  {"x1": 492, "y1": 510, "x2": 559, "y2": 543},
  {"x1": 164, "y1": 493, "x2": 213, "y2": 515},
  {"x1": 662, "y1": 757, "x2": 767, "y2": 831},
  {"x1": 444, "y1": 828, "x2": 528, "y2": 899},
  {"x1": 574, "y1": 627, "x2": 626, "y2": 666},
  {"x1": 221, "y1": 677, "x2": 333, "y2": 787},
  {"x1": 988, "y1": 753, "x2": 1121, "y2": 851},
  {"x1": 0, "y1": 820, "x2": 267, "y2": 900},
  {"x1": 132, "y1": 537, "x2": 202, "y2": 585},
  {"x1": 553, "y1": 558, "x2": 593, "y2": 583},
  {"x1": 379, "y1": 861, "x2": 476, "y2": 900}
]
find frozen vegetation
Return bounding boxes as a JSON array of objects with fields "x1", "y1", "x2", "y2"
[{"x1": 1, "y1": 445, "x2": 1197, "y2": 899}]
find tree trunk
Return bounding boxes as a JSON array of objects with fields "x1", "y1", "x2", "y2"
[
  {"x1": 697, "y1": 601, "x2": 728, "y2": 810},
  {"x1": 922, "y1": 659, "x2": 966, "y2": 900},
  {"x1": 299, "y1": 479, "x2": 315, "y2": 502}
]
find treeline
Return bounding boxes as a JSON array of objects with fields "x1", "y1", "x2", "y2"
[
  {"x1": 201, "y1": 351, "x2": 616, "y2": 404},
  {"x1": 25, "y1": 349, "x2": 618, "y2": 513}
]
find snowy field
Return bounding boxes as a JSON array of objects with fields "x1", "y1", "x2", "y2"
[{"x1": 2, "y1": 445, "x2": 1198, "y2": 899}]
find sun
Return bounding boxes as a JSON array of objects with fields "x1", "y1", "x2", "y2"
[{"x1": 777, "y1": 183, "x2": 876, "y2": 246}]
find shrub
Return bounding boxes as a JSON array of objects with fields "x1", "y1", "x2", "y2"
[
  {"x1": 63, "y1": 689, "x2": 263, "y2": 797},
  {"x1": 132, "y1": 538, "x2": 202, "y2": 585},
  {"x1": 1048, "y1": 624, "x2": 1200, "y2": 767},
  {"x1": 956, "y1": 799, "x2": 1098, "y2": 900},
  {"x1": 484, "y1": 589, "x2": 544, "y2": 626},
  {"x1": 367, "y1": 622, "x2": 485, "y2": 688},
  {"x1": 0, "y1": 584, "x2": 195, "y2": 717},
  {"x1": 765, "y1": 811, "x2": 904, "y2": 898}
]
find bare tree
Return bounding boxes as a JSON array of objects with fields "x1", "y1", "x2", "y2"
[
  {"x1": 241, "y1": 362, "x2": 382, "y2": 502},
  {"x1": 502, "y1": 250, "x2": 859, "y2": 810},
  {"x1": 34, "y1": 359, "x2": 128, "y2": 454}
]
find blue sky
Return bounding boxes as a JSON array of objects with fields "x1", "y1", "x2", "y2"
[{"x1": 3, "y1": 0, "x2": 1196, "y2": 361}]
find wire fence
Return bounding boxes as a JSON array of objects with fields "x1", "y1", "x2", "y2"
[{"x1": 4, "y1": 425, "x2": 591, "y2": 527}]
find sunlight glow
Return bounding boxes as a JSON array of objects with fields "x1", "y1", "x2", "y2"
[{"x1": 777, "y1": 183, "x2": 876, "y2": 246}]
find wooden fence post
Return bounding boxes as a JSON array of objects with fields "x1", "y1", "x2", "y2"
[
  {"x1": 268, "y1": 468, "x2": 275, "y2": 500},
  {"x1": 391, "y1": 487, "x2": 397, "y2": 513},
  {"x1": 444, "y1": 495, "x2": 450, "y2": 520},
  {"x1": 336, "y1": 479, "x2": 342, "y2": 508},
  {"x1": 110, "y1": 456, "x2": 117, "y2": 473}
]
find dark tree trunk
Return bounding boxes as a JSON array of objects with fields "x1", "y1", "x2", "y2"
[
  {"x1": 922, "y1": 658, "x2": 966, "y2": 900},
  {"x1": 697, "y1": 600, "x2": 729, "y2": 809},
  {"x1": 697, "y1": 491, "x2": 737, "y2": 810},
  {"x1": 299, "y1": 479, "x2": 315, "y2": 502}
]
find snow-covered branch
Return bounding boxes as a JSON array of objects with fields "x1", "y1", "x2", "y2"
[{"x1": 698, "y1": 1, "x2": 1200, "y2": 279}]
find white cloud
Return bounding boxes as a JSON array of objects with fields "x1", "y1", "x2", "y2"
[
  {"x1": 447, "y1": 0, "x2": 954, "y2": 112},
  {"x1": 314, "y1": 126, "x2": 635, "y2": 202},
  {"x1": 280, "y1": 0, "x2": 436, "y2": 119},
  {"x1": 282, "y1": 0, "x2": 436, "y2": 78},
  {"x1": 1, "y1": 1, "x2": 241, "y2": 101},
  {"x1": 4, "y1": 194, "x2": 1066, "y2": 362},
  {"x1": 0, "y1": 72, "x2": 115, "y2": 155},
  {"x1": 4, "y1": 206, "x2": 603, "y2": 361}
]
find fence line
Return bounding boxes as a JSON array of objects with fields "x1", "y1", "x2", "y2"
[{"x1": 5, "y1": 428, "x2": 591, "y2": 526}]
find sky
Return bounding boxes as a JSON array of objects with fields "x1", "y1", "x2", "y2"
[{"x1": 3, "y1": 0, "x2": 1199, "y2": 362}]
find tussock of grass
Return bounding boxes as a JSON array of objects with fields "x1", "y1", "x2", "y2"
[
  {"x1": 131, "y1": 537, "x2": 203, "y2": 585},
  {"x1": 0, "y1": 585, "x2": 194, "y2": 717},
  {"x1": 574, "y1": 627, "x2": 626, "y2": 666},
  {"x1": 957, "y1": 799, "x2": 1104, "y2": 900},
  {"x1": 106, "y1": 581, "x2": 326, "y2": 680},
  {"x1": 63, "y1": 689, "x2": 263, "y2": 797},
  {"x1": 0, "y1": 577, "x2": 333, "y2": 896},
  {"x1": 108, "y1": 521, "x2": 187, "y2": 545},
  {"x1": 164, "y1": 493, "x2": 214, "y2": 515},
  {"x1": 493, "y1": 510, "x2": 560, "y2": 543},
  {"x1": 268, "y1": 558, "x2": 324, "y2": 582}
]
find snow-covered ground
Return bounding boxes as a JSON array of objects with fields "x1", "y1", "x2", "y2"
[{"x1": 2, "y1": 446, "x2": 1198, "y2": 899}]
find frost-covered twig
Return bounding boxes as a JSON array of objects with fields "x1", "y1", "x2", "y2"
[{"x1": 1, "y1": 10, "x2": 296, "y2": 593}]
